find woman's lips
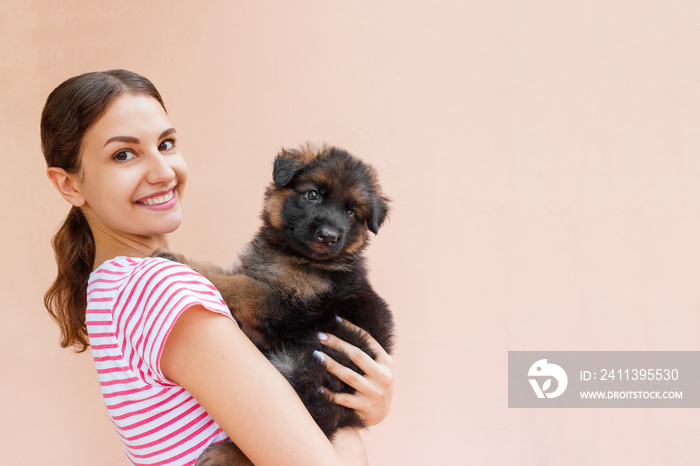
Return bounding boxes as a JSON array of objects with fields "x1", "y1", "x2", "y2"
[{"x1": 134, "y1": 187, "x2": 178, "y2": 210}]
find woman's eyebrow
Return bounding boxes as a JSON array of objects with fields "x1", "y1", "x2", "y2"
[
  {"x1": 104, "y1": 135, "x2": 139, "y2": 147},
  {"x1": 103, "y1": 128, "x2": 176, "y2": 147}
]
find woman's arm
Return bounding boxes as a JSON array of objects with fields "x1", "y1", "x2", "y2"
[{"x1": 161, "y1": 306, "x2": 366, "y2": 466}]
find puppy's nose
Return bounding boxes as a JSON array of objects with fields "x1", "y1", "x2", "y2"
[{"x1": 316, "y1": 227, "x2": 339, "y2": 245}]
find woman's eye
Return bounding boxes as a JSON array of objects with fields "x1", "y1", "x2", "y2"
[
  {"x1": 159, "y1": 139, "x2": 175, "y2": 151},
  {"x1": 307, "y1": 189, "x2": 320, "y2": 200},
  {"x1": 113, "y1": 150, "x2": 136, "y2": 162}
]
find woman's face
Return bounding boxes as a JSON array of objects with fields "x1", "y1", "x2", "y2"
[{"x1": 75, "y1": 93, "x2": 188, "y2": 239}]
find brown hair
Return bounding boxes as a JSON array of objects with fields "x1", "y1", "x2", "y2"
[{"x1": 41, "y1": 70, "x2": 166, "y2": 351}]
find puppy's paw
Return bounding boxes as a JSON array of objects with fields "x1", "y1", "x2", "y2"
[
  {"x1": 151, "y1": 249, "x2": 185, "y2": 263},
  {"x1": 195, "y1": 441, "x2": 252, "y2": 466}
]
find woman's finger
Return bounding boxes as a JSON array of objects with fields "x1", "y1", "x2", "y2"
[
  {"x1": 317, "y1": 331, "x2": 384, "y2": 379},
  {"x1": 323, "y1": 390, "x2": 365, "y2": 411},
  {"x1": 319, "y1": 330, "x2": 392, "y2": 389},
  {"x1": 336, "y1": 317, "x2": 393, "y2": 368},
  {"x1": 313, "y1": 349, "x2": 372, "y2": 393}
]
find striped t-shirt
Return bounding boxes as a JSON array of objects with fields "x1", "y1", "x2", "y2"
[{"x1": 86, "y1": 256, "x2": 233, "y2": 466}]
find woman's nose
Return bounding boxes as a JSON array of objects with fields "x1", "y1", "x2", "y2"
[{"x1": 146, "y1": 151, "x2": 176, "y2": 184}]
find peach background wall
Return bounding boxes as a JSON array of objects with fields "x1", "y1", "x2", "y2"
[{"x1": 2, "y1": 1, "x2": 700, "y2": 464}]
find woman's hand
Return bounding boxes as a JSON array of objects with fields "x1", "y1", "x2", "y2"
[{"x1": 316, "y1": 318, "x2": 394, "y2": 427}]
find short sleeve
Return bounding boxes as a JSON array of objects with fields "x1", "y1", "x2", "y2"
[{"x1": 113, "y1": 257, "x2": 234, "y2": 386}]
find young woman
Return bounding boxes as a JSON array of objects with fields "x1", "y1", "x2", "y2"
[{"x1": 42, "y1": 70, "x2": 393, "y2": 466}]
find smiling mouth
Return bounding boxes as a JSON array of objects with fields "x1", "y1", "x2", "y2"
[{"x1": 135, "y1": 187, "x2": 175, "y2": 206}]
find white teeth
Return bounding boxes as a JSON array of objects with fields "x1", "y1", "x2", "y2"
[{"x1": 137, "y1": 190, "x2": 174, "y2": 206}]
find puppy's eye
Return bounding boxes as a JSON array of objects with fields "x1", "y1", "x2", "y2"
[
  {"x1": 346, "y1": 209, "x2": 355, "y2": 219},
  {"x1": 307, "y1": 189, "x2": 320, "y2": 200}
]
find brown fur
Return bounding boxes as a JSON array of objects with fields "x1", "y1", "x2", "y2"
[{"x1": 262, "y1": 189, "x2": 288, "y2": 230}]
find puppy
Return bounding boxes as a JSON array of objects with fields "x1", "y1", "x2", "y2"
[{"x1": 163, "y1": 145, "x2": 394, "y2": 464}]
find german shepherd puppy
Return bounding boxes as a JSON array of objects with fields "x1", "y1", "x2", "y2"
[{"x1": 162, "y1": 145, "x2": 394, "y2": 465}]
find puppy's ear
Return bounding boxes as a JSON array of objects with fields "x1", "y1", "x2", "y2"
[
  {"x1": 272, "y1": 150, "x2": 304, "y2": 187},
  {"x1": 368, "y1": 195, "x2": 390, "y2": 234}
]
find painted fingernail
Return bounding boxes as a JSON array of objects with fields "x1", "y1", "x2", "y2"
[
  {"x1": 317, "y1": 332, "x2": 328, "y2": 341},
  {"x1": 335, "y1": 316, "x2": 342, "y2": 323},
  {"x1": 313, "y1": 350, "x2": 326, "y2": 362}
]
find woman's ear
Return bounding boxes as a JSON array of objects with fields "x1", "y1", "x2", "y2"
[{"x1": 47, "y1": 167, "x2": 86, "y2": 207}]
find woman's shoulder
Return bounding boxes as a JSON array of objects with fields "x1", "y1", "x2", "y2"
[
  {"x1": 88, "y1": 255, "x2": 230, "y2": 323},
  {"x1": 89, "y1": 256, "x2": 214, "y2": 291},
  {"x1": 91, "y1": 255, "x2": 194, "y2": 275}
]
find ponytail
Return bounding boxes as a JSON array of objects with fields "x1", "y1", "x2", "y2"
[{"x1": 44, "y1": 207, "x2": 95, "y2": 352}]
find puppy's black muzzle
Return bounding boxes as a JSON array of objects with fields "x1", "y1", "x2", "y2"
[
  {"x1": 300, "y1": 207, "x2": 349, "y2": 257},
  {"x1": 316, "y1": 226, "x2": 341, "y2": 245}
]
